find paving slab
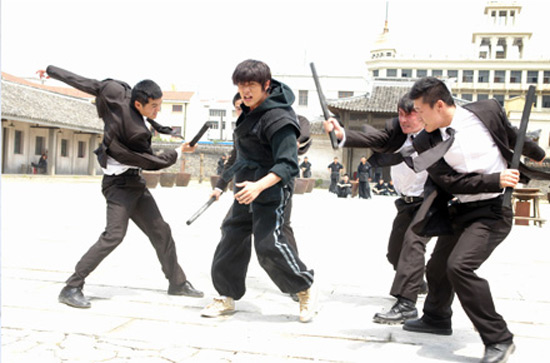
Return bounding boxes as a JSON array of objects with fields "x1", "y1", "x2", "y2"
[{"x1": 1, "y1": 175, "x2": 549, "y2": 362}]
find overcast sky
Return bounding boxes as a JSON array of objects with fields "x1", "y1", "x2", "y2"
[{"x1": 2, "y1": 0, "x2": 549, "y2": 99}]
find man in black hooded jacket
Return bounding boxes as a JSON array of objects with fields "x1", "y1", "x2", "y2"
[
  {"x1": 46, "y1": 66, "x2": 203, "y2": 309},
  {"x1": 200, "y1": 60, "x2": 315, "y2": 323}
]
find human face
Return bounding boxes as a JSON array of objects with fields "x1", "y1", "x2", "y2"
[
  {"x1": 135, "y1": 97, "x2": 162, "y2": 119},
  {"x1": 237, "y1": 80, "x2": 270, "y2": 110},
  {"x1": 413, "y1": 99, "x2": 450, "y2": 133},
  {"x1": 398, "y1": 109, "x2": 424, "y2": 134},
  {"x1": 234, "y1": 99, "x2": 243, "y2": 116}
]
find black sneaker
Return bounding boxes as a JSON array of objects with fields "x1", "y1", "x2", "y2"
[
  {"x1": 373, "y1": 297, "x2": 418, "y2": 324},
  {"x1": 58, "y1": 286, "x2": 91, "y2": 309}
]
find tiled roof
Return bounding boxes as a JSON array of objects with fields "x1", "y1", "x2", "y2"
[
  {"x1": 162, "y1": 90, "x2": 194, "y2": 102},
  {"x1": 1, "y1": 73, "x2": 195, "y2": 101},
  {"x1": 1, "y1": 72, "x2": 94, "y2": 99},
  {"x1": 327, "y1": 83, "x2": 411, "y2": 114},
  {"x1": 1, "y1": 79, "x2": 103, "y2": 133}
]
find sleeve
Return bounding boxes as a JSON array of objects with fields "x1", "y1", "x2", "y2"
[
  {"x1": 106, "y1": 138, "x2": 178, "y2": 170},
  {"x1": 46, "y1": 65, "x2": 101, "y2": 96},
  {"x1": 268, "y1": 125, "x2": 300, "y2": 185},
  {"x1": 426, "y1": 158, "x2": 502, "y2": 194}
]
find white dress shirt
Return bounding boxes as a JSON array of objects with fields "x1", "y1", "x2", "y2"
[
  {"x1": 441, "y1": 106, "x2": 507, "y2": 203},
  {"x1": 391, "y1": 132, "x2": 428, "y2": 197}
]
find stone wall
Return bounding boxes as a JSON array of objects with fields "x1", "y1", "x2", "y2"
[{"x1": 152, "y1": 141, "x2": 233, "y2": 180}]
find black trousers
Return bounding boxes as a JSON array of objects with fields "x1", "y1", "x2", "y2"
[
  {"x1": 358, "y1": 181, "x2": 371, "y2": 199},
  {"x1": 386, "y1": 198, "x2": 430, "y2": 302},
  {"x1": 423, "y1": 196, "x2": 513, "y2": 346},
  {"x1": 66, "y1": 173, "x2": 187, "y2": 288},
  {"x1": 211, "y1": 186, "x2": 313, "y2": 300},
  {"x1": 329, "y1": 173, "x2": 339, "y2": 193}
]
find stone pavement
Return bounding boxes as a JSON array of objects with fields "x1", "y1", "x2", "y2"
[{"x1": 1, "y1": 175, "x2": 549, "y2": 362}]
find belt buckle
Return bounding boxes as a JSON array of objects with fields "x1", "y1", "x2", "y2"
[{"x1": 402, "y1": 196, "x2": 414, "y2": 203}]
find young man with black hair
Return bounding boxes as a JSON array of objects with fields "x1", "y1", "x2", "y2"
[
  {"x1": 300, "y1": 156, "x2": 312, "y2": 179},
  {"x1": 46, "y1": 66, "x2": 203, "y2": 309},
  {"x1": 405, "y1": 76, "x2": 548, "y2": 363},
  {"x1": 201, "y1": 60, "x2": 315, "y2": 322},
  {"x1": 324, "y1": 92, "x2": 431, "y2": 325}
]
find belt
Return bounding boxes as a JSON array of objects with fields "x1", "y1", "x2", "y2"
[
  {"x1": 400, "y1": 195, "x2": 423, "y2": 204},
  {"x1": 117, "y1": 168, "x2": 141, "y2": 176}
]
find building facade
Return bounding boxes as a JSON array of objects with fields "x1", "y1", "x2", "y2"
[{"x1": 365, "y1": 0, "x2": 550, "y2": 155}]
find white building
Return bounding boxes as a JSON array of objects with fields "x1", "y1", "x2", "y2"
[{"x1": 365, "y1": 0, "x2": 550, "y2": 155}]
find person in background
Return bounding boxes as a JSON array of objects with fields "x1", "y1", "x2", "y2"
[{"x1": 327, "y1": 157, "x2": 344, "y2": 193}]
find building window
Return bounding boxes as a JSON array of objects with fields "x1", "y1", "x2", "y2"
[
  {"x1": 338, "y1": 91, "x2": 354, "y2": 98},
  {"x1": 510, "y1": 70, "x2": 522, "y2": 83},
  {"x1": 171, "y1": 126, "x2": 182, "y2": 136},
  {"x1": 172, "y1": 104, "x2": 183, "y2": 112},
  {"x1": 543, "y1": 71, "x2": 550, "y2": 84},
  {"x1": 478, "y1": 70, "x2": 490, "y2": 83},
  {"x1": 299, "y1": 90, "x2": 308, "y2": 106},
  {"x1": 416, "y1": 69, "x2": 427, "y2": 77},
  {"x1": 14, "y1": 130, "x2": 23, "y2": 154},
  {"x1": 61, "y1": 139, "x2": 69, "y2": 157},
  {"x1": 493, "y1": 94, "x2": 505, "y2": 105},
  {"x1": 387, "y1": 69, "x2": 397, "y2": 77},
  {"x1": 209, "y1": 109, "x2": 226, "y2": 117},
  {"x1": 447, "y1": 70, "x2": 458, "y2": 79},
  {"x1": 432, "y1": 69, "x2": 443, "y2": 78},
  {"x1": 77, "y1": 141, "x2": 86, "y2": 158},
  {"x1": 461, "y1": 94, "x2": 473, "y2": 101},
  {"x1": 35, "y1": 136, "x2": 45, "y2": 155},
  {"x1": 508, "y1": 94, "x2": 519, "y2": 99},
  {"x1": 527, "y1": 71, "x2": 538, "y2": 84},
  {"x1": 401, "y1": 69, "x2": 412, "y2": 77},
  {"x1": 494, "y1": 70, "x2": 505, "y2": 83},
  {"x1": 542, "y1": 95, "x2": 550, "y2": 109},
  {"x1": 462, "y1": 70, "x2": 473, "y2": 82},
  {"x1": 373, "y1": 70, "x2": 379, "y2": 77},
  {"x1": 477, "y1": 94, "x2": 489, "y2": 101},
  {"x1": 206, "y1": 121, "x2": 219, "y2": 130}
]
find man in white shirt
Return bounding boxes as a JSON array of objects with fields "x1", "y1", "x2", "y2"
[
  {"x1": 47, "y1": 66, "x2": 204, "y2": 309},
  {"x1": 404, "y1": 77, "x2": 547, "y2": 363},
  {"x1": 324, "y1": 93, "x2": 432, "y2": 325}
]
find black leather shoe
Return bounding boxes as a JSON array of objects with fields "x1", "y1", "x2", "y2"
[
  {"x1": 58, "y1": 286, "x2": 91, "y2": 308},
  {"x1": 168, "y1": 281, "x2": 204, "y2": 297},
  {"x1": 480, "y1": 341, "x2": 515, "y2": 363},
  {"x1": 403, "y1": 316, "x2": 452, "y2": 335},
  {"x1": 373, "y1": 298, "x2": 418, "y2": 324}
]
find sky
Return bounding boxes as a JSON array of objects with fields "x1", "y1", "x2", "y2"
[{"x1": 1, "y1": 0, "x2": 549, "y2": 100}]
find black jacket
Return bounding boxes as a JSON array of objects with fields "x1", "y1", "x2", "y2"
[
  {"x1": 411, "y1": 99, "x2": 550, "y2": 236},
  {"x1": 46, "y1": 66, "x2": 177, "y2": 170}
]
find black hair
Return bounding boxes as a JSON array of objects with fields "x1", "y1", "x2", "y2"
[
  {"x1": 397, "y1": 92, "x2": 415, "y2": 113},
  {"x1": 131, "y1": 79, "x2": 163, "y2": 106},
  {"x1": 232, "y1": 92, "x2": 241, "y2": 106},
  {"x1": 232, "y1": 59, "x2": 271, "y2": 88},
  {"x1": 409, "y1": 77, "x2": 455, "y2": 107}
]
